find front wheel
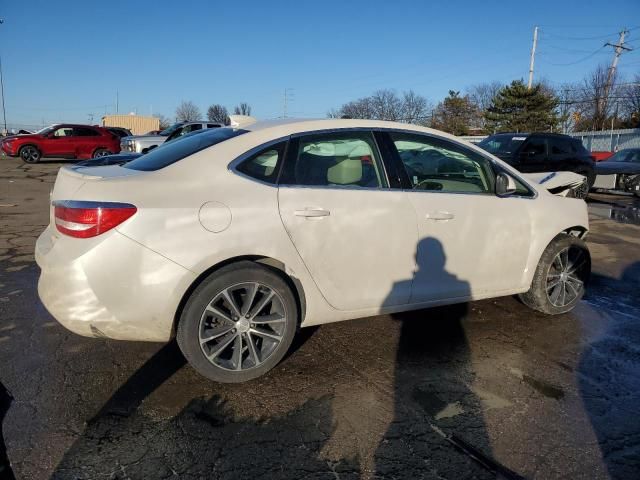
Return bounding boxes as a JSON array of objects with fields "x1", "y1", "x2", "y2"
[
  {"x1": 519, "y1": 234, "x2": 591, "y2": 314},
  {"x1": 19, "y1": 145, "x2": 41, "y2": 163},
  {"x1": 177, "y1": 261, "x2": 298, "y2": 383}
]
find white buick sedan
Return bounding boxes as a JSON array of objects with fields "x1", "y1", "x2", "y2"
[{"x1": 36, "y1": 117, "x2": 591, "y2": 382}]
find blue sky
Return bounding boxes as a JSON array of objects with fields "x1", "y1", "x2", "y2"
[{"x1": 1, "y1": 0, "x2": 639, "y2": 129}]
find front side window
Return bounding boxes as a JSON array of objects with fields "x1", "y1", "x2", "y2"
[
  {"x1": 53, "y1": 127, "x2": 74, "y2": 137},
  {"x1": 390, "y1": 132, "x2": 495, "y2": 194},
  {"x1": 478, "y1": 134, "x2": 527, "y2": 155},
  {"x1": 280, "y1": 131, "x2": 387, "y2": 188},
  {"x1": 550, "y1": 138, "x2": 575, "y2": 156},
  {"x1": 236, "y1": 141, "x2": 287, "y2": 184},
  {"x1": 521, "y1": 137, "x2": 546, "y2": 157}
]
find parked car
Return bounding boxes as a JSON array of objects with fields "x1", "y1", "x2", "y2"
[
  {"x1": 590, "y1": 151, "x2": 614, "y2": 162},
  {"x1": 75, "y1": 128, "x2": 212, "y2": 167},
  {"x1": 120, "y1": 121, "x2": 224, "y2": 153},
  {"x1": 36, "y1": 118, "x2": 591, "y2": 383},
  {"x1": 477, "y1": 132, "x2": 595, "y2": 198},
  {"x1": 106, "y1": 127, "x2": 133, "y2": 138},
  {"x1": 591, "y1": 148, "x2": 640, "y2": 197},
  {"x1": 1, "y1": 124, "x2": 121, "y2": 163}
]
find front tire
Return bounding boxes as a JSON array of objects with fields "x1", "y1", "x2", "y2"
[
  {"x1": 519, "y1": 234, "x2": 591, "y2": 315},
  {"x1": 19, "y1": 145, "x2": 41, "y2": 164},
  {"x1": 177, "y1": 261, "x2": 298, "y2": 383}
]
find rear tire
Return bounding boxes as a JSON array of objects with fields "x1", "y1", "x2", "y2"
[
  {"x1": 92, "y1": 148, "x2": 112, "y2": 158},
  {"x1": 177, "y1": 261, "x2": 298, "y2": 383},
  {"x1": 519, "y1": 234, "x2": 591, "y2": 315},
  {"x1": 19, "y1": 145, "x2": 41, "y2": 164}
]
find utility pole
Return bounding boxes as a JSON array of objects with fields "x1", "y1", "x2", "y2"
[
  {"x1": 283, "y1": 88, "x2": 294, "y2": 118},
  {"x1": 603, "y1": 29, "x2": 632, "y2": 106},
  {"x1": 116, "y1": 91, "x2": 119, "y2": 114},
  {"x1": 0, "y1": 19, "x2": 7, "y2": 134},
  {"x1": 527, "y1": 26, "x2": 538, "y2": 89}
]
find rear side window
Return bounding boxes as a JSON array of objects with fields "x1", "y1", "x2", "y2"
[
  {"x1": 236, "y1": 141, "x2": 287, "y2": 184},
  {"x1": 125, "y1": 128, "x2": 248, "y2": 171},
  {"x1": 73, "y1": 127, "x2": 100, "y2": 137}
]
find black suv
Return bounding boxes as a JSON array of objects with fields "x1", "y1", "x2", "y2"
[{"x1": 478, "y1": 133, "x2": 595, "y2": 186}]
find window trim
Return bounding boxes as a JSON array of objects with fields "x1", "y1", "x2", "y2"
[
  {"x1": 228, "y1": 136, "x2": 290, "y2": 187},
  {"x1": 278, "y1": 129, "x2": 392, "y2": 191},
  {"x1": 379, "y1": 129, "x2": 537, "y2": 199}
]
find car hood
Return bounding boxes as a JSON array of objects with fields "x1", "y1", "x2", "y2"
[
  {"x1": 523, "y1": 171, "x2": 586, "y2": 196},
  {"x1": 122, "y1": 134, "x2": 166, "y2": 142},
  {"x1": 595, "y1": 161, "x2": 640, "y2": 174}
]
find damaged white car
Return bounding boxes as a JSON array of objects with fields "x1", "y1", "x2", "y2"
[{"x1": 36, "y1": 118, "x2": 591, "y2": 382}]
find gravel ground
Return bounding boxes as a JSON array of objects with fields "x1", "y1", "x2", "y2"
[{"x1": 0, "y1": 157, "x2": 639, "y2": 480}]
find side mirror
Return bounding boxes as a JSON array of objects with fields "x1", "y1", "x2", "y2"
[{"x1": 496, "y1": 172, "x2": 517, "y2": 196}]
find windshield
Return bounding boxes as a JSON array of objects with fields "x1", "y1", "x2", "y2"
[
  {"x1": 158, "y1": 123, "x2": 184, "y2": 136},
  {"x1": 35, "y1": 125, "x2": 58, "y2": 136},
  {"x1": 478, "y1": 134, "x2": 527, "y2": 155},
  {"x1": 124, "y1": 127, "x2": 248, "y2": 171},
  {"x1": 607, "y1": 149, "x2": 640, "y2": 163}
]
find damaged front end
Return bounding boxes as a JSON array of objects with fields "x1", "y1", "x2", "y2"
[{"x1": 523, "y1": 171, "x2": 589, "y2": 199}]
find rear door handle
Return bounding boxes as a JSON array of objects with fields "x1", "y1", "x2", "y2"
[
  {"x1": 426, "y1": 211, "x2": 455, "y2": 221},
  {"x1": 294, "y1": 208, "x2": 331, "y2": 218}
]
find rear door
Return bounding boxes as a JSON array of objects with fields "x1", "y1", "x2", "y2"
[
  {"x1": 277, "y1": 130, "x2": 418, "y2": 310},
  {"x1": 72, "y1": 127, "x2": 103, "y2": 158}
]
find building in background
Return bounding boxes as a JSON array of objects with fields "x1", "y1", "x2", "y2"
[{"x1": 102, "y1": 114, "x2": 159, "y2": 135}]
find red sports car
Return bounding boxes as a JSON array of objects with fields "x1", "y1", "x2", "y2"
[{"x1": 1, "y1": 124, "x2": 121, "y2": 163}]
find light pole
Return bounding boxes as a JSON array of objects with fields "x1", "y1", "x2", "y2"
[{"x1": 0, "y1": 19, "x2": 6, "y2": 135}]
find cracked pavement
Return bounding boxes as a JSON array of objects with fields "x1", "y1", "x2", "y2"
[{"x1": 1, "y1": 157, "x2": 639, "y2": 479}]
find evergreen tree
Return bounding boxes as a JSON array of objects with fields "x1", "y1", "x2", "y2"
[{"x1": 485, "y1": 80, "x2": 559, "y2": 133}]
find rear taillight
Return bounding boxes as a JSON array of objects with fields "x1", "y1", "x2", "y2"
[{"x1": 53, "y1": 201, "x2": 137, "y2": 238}]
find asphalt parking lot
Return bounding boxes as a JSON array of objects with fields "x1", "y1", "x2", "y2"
[{"x1": 1, "y1": 157, "x2": 639, "y2": 480}]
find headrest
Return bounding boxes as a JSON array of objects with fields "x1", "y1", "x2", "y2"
[{"x1": 327, "y1": 158, "x2": 362, "y2": 185}]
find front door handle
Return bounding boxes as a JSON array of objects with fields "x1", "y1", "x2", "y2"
[
  {"x1": 294, "y1": 208, "x2": 331, "y2": 218},
  {"x1": 426, "y1": 211, "x2": 455, "y2": 221}
]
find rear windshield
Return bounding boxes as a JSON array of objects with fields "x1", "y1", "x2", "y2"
[
  {"x1": 124, "y1": 128, "x2": 248, "y2": 171},
  {"x1": 478, "y1": 134, "x2": 527, "y2": 155}
]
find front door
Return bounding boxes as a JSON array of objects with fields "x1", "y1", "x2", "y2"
[
  {"x1": 516, "y1": 136, "x2": 549, "y2": 173},
  {"x1": 277, "y1": 130, "x2": 417, "y2": 311},
  {"x1": 384, "y1": 131, "x2": 532, "y2": 303},
  {"x1": 45, "y1": 126, "x2": 76, "y2": 157}
]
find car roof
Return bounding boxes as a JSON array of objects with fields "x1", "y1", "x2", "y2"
[{"x1": 240, "y1": 118, "x2": 466, "y2": 141}]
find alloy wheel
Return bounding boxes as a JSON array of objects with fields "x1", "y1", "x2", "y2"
[
  {"x1": 20, "y1": 146, "x2": 40, "y2": 163},
  {"x1": 198, "y1": 282, "x2": 287, "y2": 371},
  {"x1": 93, "y1": 149, "x2": 111, "y2": 158},
  {"x1": 546, "y1": 246, "x2": 588, "y2": 307}
]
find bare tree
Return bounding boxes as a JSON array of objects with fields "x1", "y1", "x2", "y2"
[
  {"x1": 330, "y1": 89, "x2": 431, "y2": 124},
  {"x1": 369, "y1": 89, "x2": 403, "y2": 121},
  {"x1": 620, "y1": 75, "x2": 640, "y2": 126},
  {"x1": 400, "y1": 90, "x2": 432, "y2": 124},
  {"x1": 573, "y1": 64, "x2": 617, "y2": 131},
  {"x1": 153, "y1": 114, "x2": 171, "y2": 130},
  {"x1": 466, "y1": 81, "x2": 502, "y2": 113},
  {"x1": 233, "y1": 103, "x2": 252, "y2": 116},
  {"x1": 207, "y1": 104, "x2": 230, "y2": 124},
  {"x1": 175, "y1": 101, "x2": 202, "y2": 122}
]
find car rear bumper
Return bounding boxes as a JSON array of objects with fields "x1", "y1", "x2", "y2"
[{"x1": 35, "y1": 225, "x2": 196, "y2": 342}]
